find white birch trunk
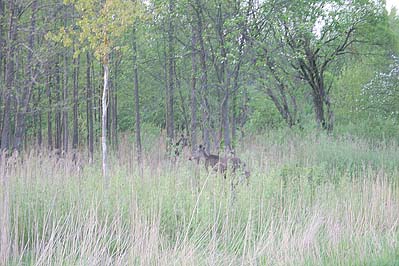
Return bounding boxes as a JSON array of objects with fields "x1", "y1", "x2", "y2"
[{"x1": 102, "y1": 63, "x2": 109, "y2": 182}]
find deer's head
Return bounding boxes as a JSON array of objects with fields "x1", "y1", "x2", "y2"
[{"x1": 189, "y1": 144, "x2": 207, "y2": 161}]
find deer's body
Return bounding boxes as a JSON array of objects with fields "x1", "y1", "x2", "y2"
[
  {"x1": 171, "y1": 135, "x2": 192, "y2": 164},
  {"x1": 189, "y1": 145, "x2": 250, "y2": 184}
]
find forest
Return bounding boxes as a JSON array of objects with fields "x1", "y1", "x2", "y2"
[{"x1": 0, "y1": 0, "x2": 399, "y2": 265}]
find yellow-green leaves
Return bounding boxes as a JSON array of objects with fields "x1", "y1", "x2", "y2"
[
  {"x1": 51, "y1": 0, "x2": 142, "y2": 63},
  {"x1": 46, "y1": 27, "x2": 73, "y2": 47}
]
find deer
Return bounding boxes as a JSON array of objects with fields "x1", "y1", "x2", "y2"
[
  {"x1": 189, "y1": 144, "x2": 250, "y2": 186},
  {"x1": 170, "y1": 134, "x2": 191, "y2": 166},
  {"x1": 174, "y1": 134, "x2": 189, "y2": 157}
]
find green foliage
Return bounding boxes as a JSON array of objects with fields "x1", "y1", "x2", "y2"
[
  {"x1": 245, "y1": 89, "x2": 285, "y2": 132},
  {"x1": 47, "y1": 0, "x2": 143, "y2": 62}
]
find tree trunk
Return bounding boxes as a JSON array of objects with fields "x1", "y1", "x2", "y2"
[
  {"x1": 221, "y1": 85, "x2": 231, "y2": 150},
  {"x1": 166, "y1": 0, "x2": 175, "y2": 142},
  {"x1": 112, "y1": 58, "x2": 118, "y2": 149},
  {"x1": 216, "y1": 3, "x2": 232, "y2": 151},
  {"x1": 107, "y1": 74, "x2": 111, "y2": 144},
  {"x1": 37, "y1": 87, "x2": 42, "y2": 147},
  {"x1": 312, "y1": 88, "x2": 325, "y2": 129},
  {"x1": 102, "y1": 62, "x2": 109, "y2": 181},
  {"x1": 176, "y1": 68, "x2": 189, "y2": 135},
  {"x1": 62, "y1": 54, "x2": 69, "y2": 153},
  {"x1": 72, "y1": 54, "x2": 80, "y2": 149},
  {"x1": 92, "y1": 62, "x2": 97, "y2": 133},
  {"x1": 0, "y1": 0, "x2": 5, "y2": 114},
  {"x1": 14, "y1": 0, "x2": 37, "y2": 151},
  {"x1": 231, "y1": 93, "x2": 237, "y2": 146},
  {"x1": 46, "y1": 66, "x2": 53, "y2": 150},
  {"x1": 86, "y1": 52, "x2": 94, "y2": 163},
  {"x1": 195, "y1": 0, "x2": 210, "y2": 152},
  {"x1": 132, "y1": 26, "x2": 142, "y2": 166},
  {"x1": 55, "y1": 61, "x2": 62, "y2": 151},
  {"x1": 0, "y1": 0, "x2": 5, "y2": 125},
  {"x1": 326, "y1": 94, "x2": 334, "y2": 132},
  {"x1": 1, "y1": 0, "x2": 17, "y2": 152},
  {"x1": 231, "y1": 72, "x2": 239, "y2": 146},
  {"x1": 190, "y1": 26, "x2": 197, "y2": 151}
]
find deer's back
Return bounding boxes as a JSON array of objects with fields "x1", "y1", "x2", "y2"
[{"x1": 206, "y1": 154, "x2": 220, "y2": 167}]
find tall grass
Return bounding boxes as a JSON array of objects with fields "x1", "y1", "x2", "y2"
[{"x1": 1, "y1": 133, "x2": 398, "y2": 265}]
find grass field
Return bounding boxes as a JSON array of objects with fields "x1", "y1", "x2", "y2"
[{"x1": 1, "y1": 133, "x2": 398, "y2": 265}]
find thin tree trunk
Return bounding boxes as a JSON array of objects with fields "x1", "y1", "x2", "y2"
[
  {"x1": 190, "y1": 26, "x2": 197, "y2": 151},
  {"x1": 221, "y1": 80, "x2": 231, "y2": 150},
  {"x1": 231, "y1": 85, "x2": 237, "y2": 147},
  {"x1": 92, "y1": 62, "x2": 97, "y2": 132},
  {"x1": 86, "y1": 52, "x2": 93, "y2": 163},
  {"x1": 37, "y1": 87, "x2": 42, "y2": 147},
  {"x1": 107, "y1": 74, "x2": 111, "y2": 144},
  {"x1": 55, "y1": 60, "x2": 62, "y2": 151},
  {"x1": 1, "y1": 0, "x2": 17, "y2": 152},
  {"x1": 163, "y1": 37, "x2": 170, "y2": 146},
  {"x1": 0, "y1": 0, "x2": 15, "y2": 263},
  {"x1": 112, "y1": 56, "x2": 119, "y2": 149},
  {"x1": 72, "y1": 54, "x2": 80, "y2": 149},
  {"x1": 132, "y1": 26, "x2": 142, "y2": 167},
  {"x1": 99, "y1": 68, "x2": 103, "y2": 130},
  {"x1": 231, "y1": 55, "x2": 243, "y2": 147},
  {"x1": 0, "y1": 0, "x2": 5, "y2": 104},
  {"x1": 46, "y1": 65, "x2": 53, "y2": 150},
  {"x1": 167, "y1": 0, "x2": 175, "y2": 142},
  {"x1": 216, "y1": 3, "x2": 231, "y2": 151},
  {"x1": 0, "y1": 0, "x2": 4, "y2": 66},
  {"x1": 63, "y1": 54, "x2": 68, "y2": 153},
  {"x1": 195, "y1": 0, "x2": 210, "y2": 152},
  {"x1": 176, "y1": 68, "x2": 189, "y2": 135},
  {"x1": 14, "y1": 0, "x2": 37, "y2": 151},
  {"x1": 102, "y1": 62, "x2": 109, "y2": 181}
]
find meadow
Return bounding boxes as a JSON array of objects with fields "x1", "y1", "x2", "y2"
[{"x1": 1, "y1": 132, "x2": 398, "y2": 265}]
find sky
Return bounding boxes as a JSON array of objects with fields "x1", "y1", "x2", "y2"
[{"x1": 386, "y1": 0, "x2": 399, "y2": 13}]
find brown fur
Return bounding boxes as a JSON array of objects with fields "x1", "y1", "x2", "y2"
[{"x1": 189, "y1": 145, "x2": 250, "y2": 184}]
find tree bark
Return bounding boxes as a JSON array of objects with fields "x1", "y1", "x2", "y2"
[
  {"x1": 62, "y1": 54, "x2": 69, "y2": 153},
  {"x1": 102, "y1": 61, "x2": 109, "y2": 181},
  {"x1": 108, "y1": 52, "x2": 121, "y2": 149},
  {"x1": 1, "y1": 0, "x2": 17, "y2": 151},
  {"x1": 0, "y1": 0, "x2": 5, "y2": 85},
  {"x1": 72, "y1": 54, "x2": 80, "y2": 150},
  {"x1": 166, "y1": 0, "x2": 175, "y2": 142},
  {"x1": 215, "y1": 3, "x2": 231, "y2": 150},
  {"x1": 132, "y1": 26, "x2": 142, "y2": 167},
  {"x1": 46, "y1": 65, "x2": 53, "y2": 150},
  {"x1": 37, "y1": 86, "x2": 42, "y2": 147},
  {"x1": 0, "y1": 0, "x2": 5, "y2": 87},
  {"x1": 13, "y1": 0, "x2": 37, "y2": 151},
  {"x1": 195, "y1": 0, "x2": 210, "y2": 153},
  {"x1": 86, "y1": 52, "x2": 94, "y2": 163},
  {"x1": 190, "y1": 26, "x2": 197, "y2": 151},
  {"x1": 176, "y1": 68, "x2": 189, "y2": 135},
  {"x1": 55, "y1": 60, "x2": 62, "y2": 151},
  {"x1": 107, "y1": 72, "x2": 111, "y2": 144},
  {"x1": 112, "y1": 55, "x2": 119, "y2": 148}
]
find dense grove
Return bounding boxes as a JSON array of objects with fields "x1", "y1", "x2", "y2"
[
  {"x1": 0, "y1": 0, "x2": 399, "y2": 264},
  {"x1": 0, "y1": 0, "x2": 398, "y2": 155}
]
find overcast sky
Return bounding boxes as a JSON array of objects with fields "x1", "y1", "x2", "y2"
[{"x1": 387, "y1": 0, "x2": 399, "y2": 13}]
